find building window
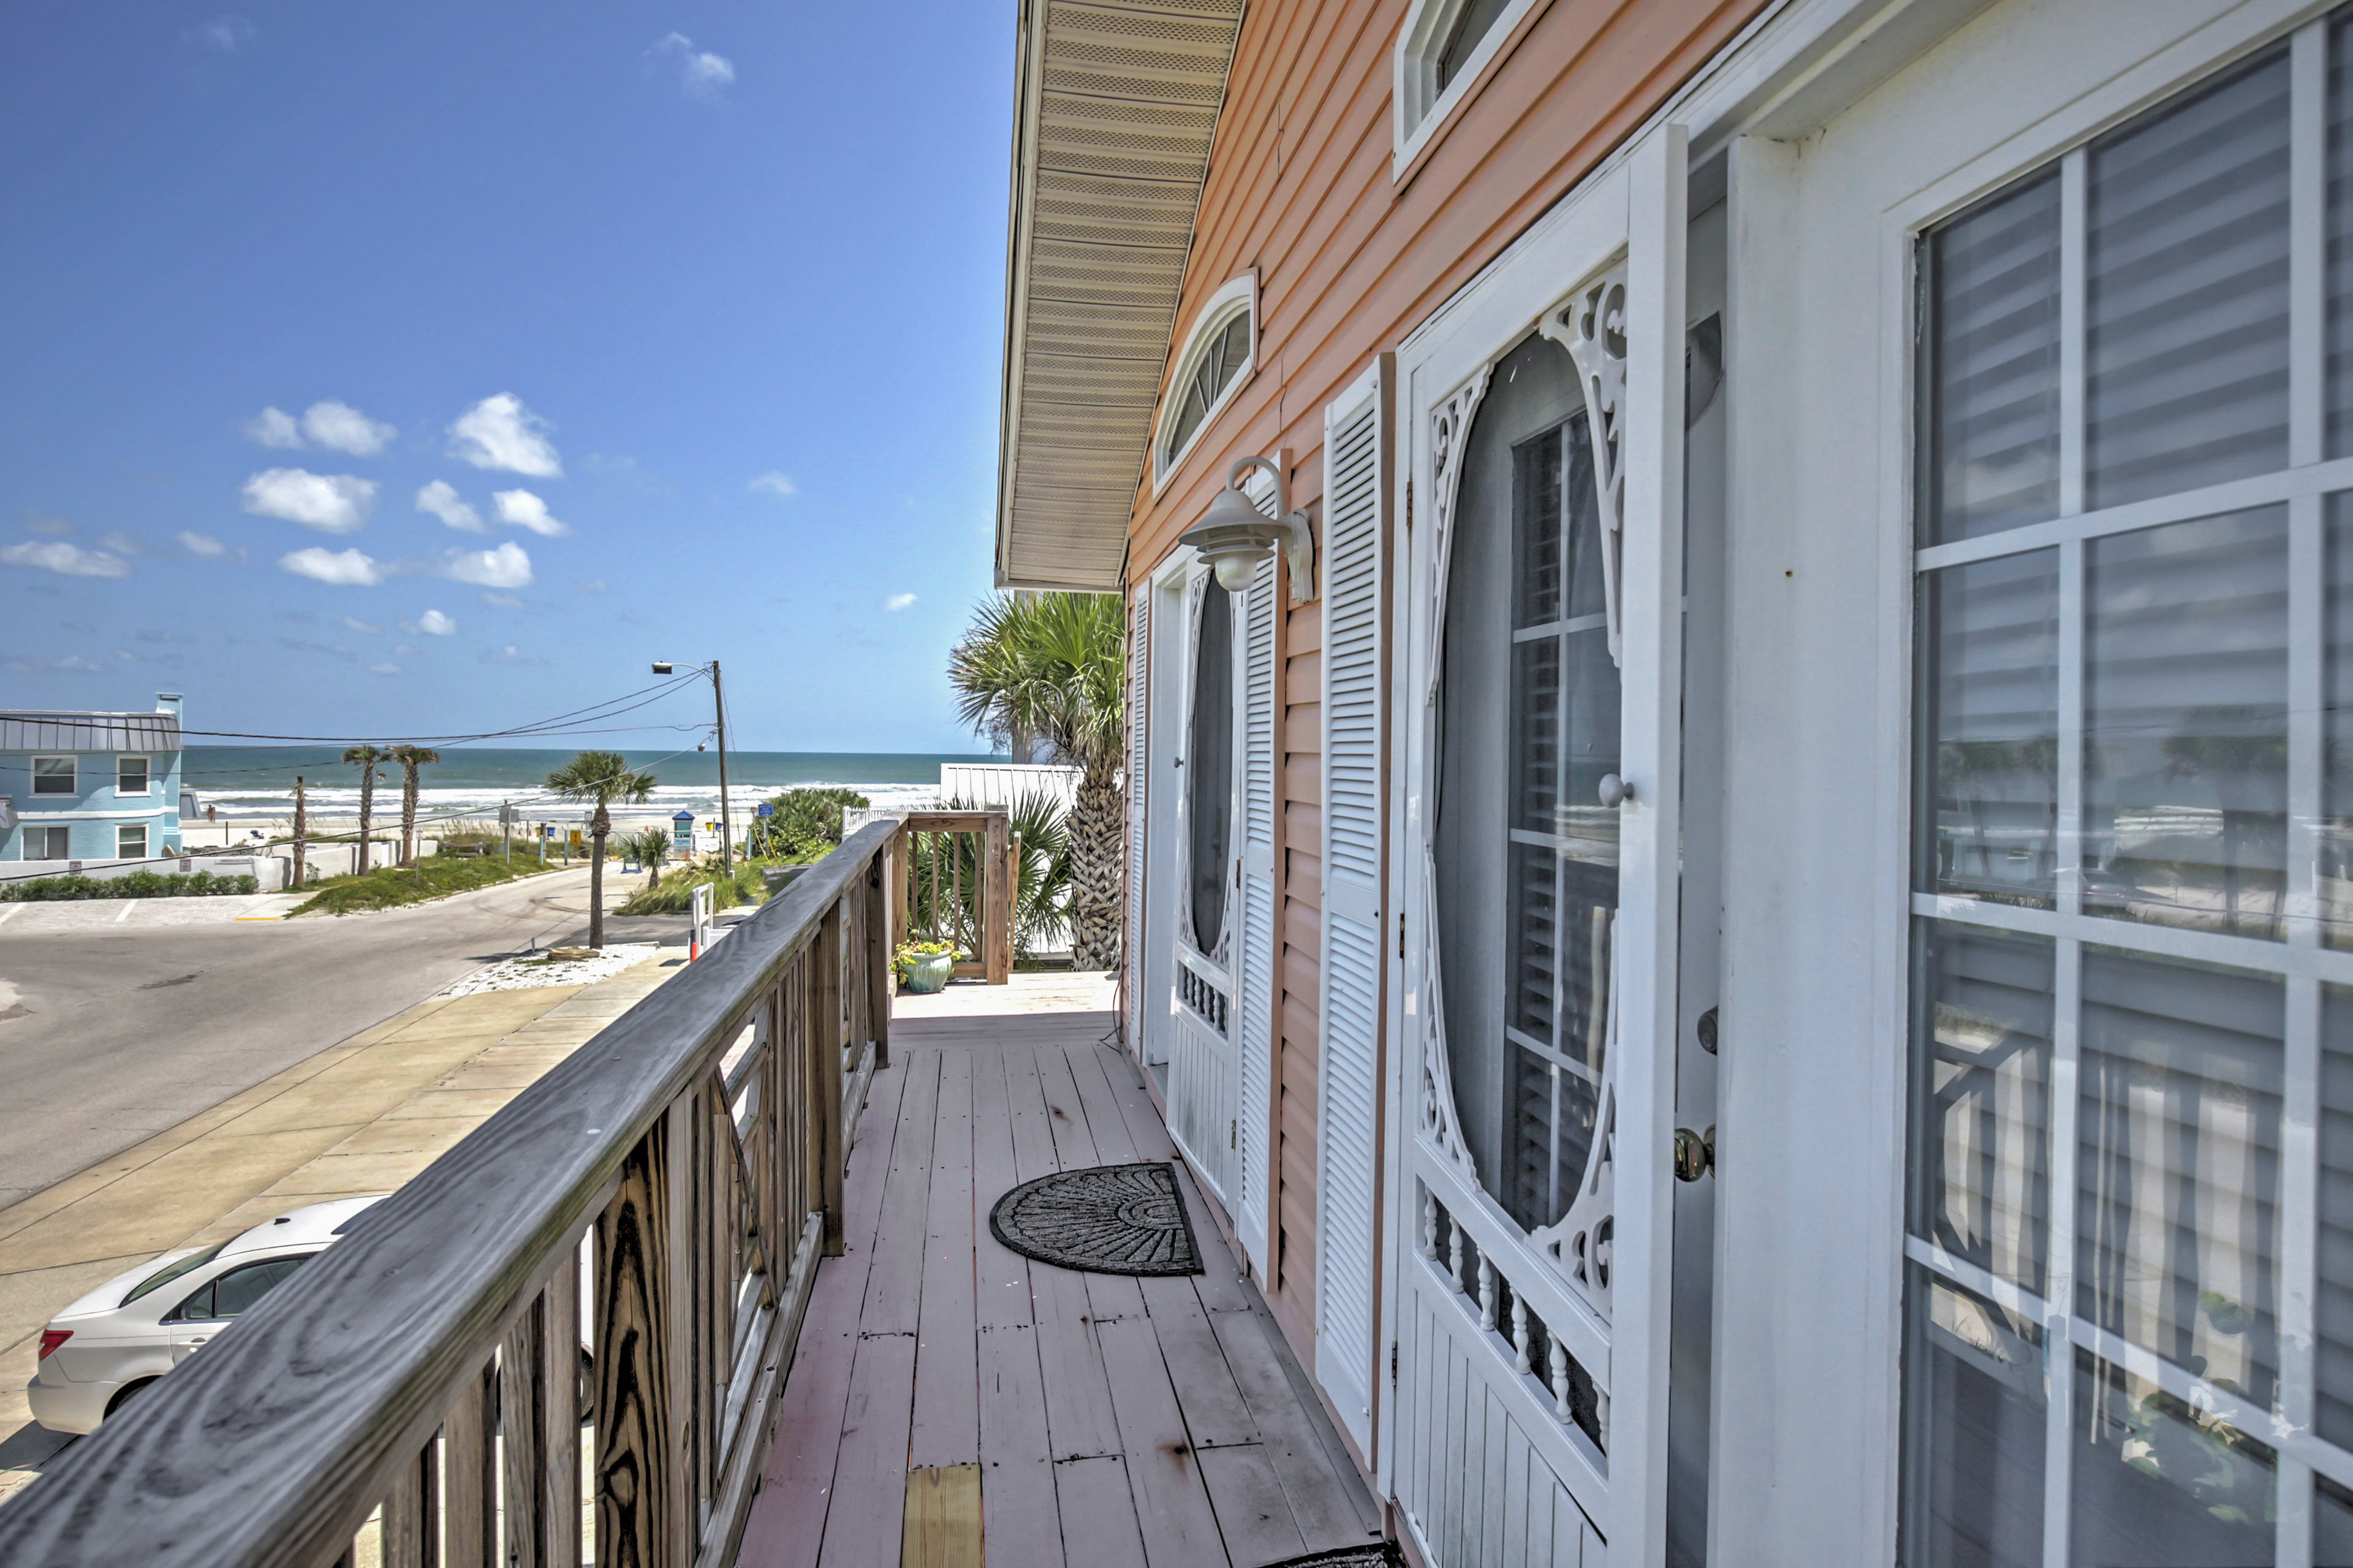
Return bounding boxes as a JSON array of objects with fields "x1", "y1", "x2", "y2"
[
  {"x1": 31, "y1": 757, "x2": 75, "y2": 795},
  {"x1": 1904, "y1": 21, "x2": 2352, "y2": 1565},
  {"x1": 1154, "y1": 276, "x2": 1256, "y2": 488},
  {"x1": 117, "y1": 824, "x2": 149, "y2": 859},
  {"x1": 1393, "y1": 0, "x2": 1540, "y2": 172},
  {"x1": 117, "y1": 756, "x2": 150, "y2": 797},
  {"x1": 25, "y1": 825, "x2": 69, "y2": 860}
]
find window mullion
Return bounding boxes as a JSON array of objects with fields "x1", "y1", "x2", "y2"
[
  {"x1": 2058, "y1": 149, "x2": 2087, "y2": 520},
  {"x1": 2293, "y1": 21, "x2": 2327, "y2": 471},
  {"x1": 2058, "y1": 539, "x2": 2085, "y2": 922},
  {"x1": 2294, "y1": 497, "x2": 2325, "y2": 947},
  {"x1": 2042, "y1": 936, "x2": 2082, "y2": 1568},
  {"x1": 2283, "y1": 974, "x2": 2322, "y2": 1568}
]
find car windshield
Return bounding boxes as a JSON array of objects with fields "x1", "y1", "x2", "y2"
[{"x1": 121, "y1": 1243, "x2": 227, "y2": 1305}]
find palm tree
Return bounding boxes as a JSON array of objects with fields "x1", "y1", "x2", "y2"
[
  {"x1": 341, "y1": 744, "x2": 390, "y2": 874},
  {"x1": 620, "y1": 825, "x2": 673, "y2": 888},
  {"x1": 544, "y1": 750, "x2": 657, "y2": 950},
  {"x1": 947, "y1": 592, "x2": 1125, "y2": 969},
  {"x1": 391, "y1": 745, "x2": 441, "y2": 866}
]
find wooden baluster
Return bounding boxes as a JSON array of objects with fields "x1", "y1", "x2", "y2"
[
  {"x1": 501, "y1": 1294, "x2": 545, "y2": 1568},
  {"x1": 1476, "y1": 1256, "x2": 1496, "y2": 1333},
  {"x1": 982, "y1": 813, "x2": 1012, "y2": 985},
  {"x1": 889, "y1": 828, "x2": 908, "y2": 955},
  {"x1": 1420, "y1": 1191, "x2": 1438, "y2": 1260},
  {"x1": 866, "y1": 849, "x2": 892, "y2": 1070},
  {"x1": 596, "y1": 1116, "x2": 676, "y2": 1568},
  {"x1": 382, "y1": 1436, "x2": 436, "y2": 1568},
  {"x1": 1510, "y1": 1294, "x2": 1531, "y2": 1376},
  {"x1": 1548, "y1": 1341, "x2": 1572, "y2": 1426},
  {"x1": 703, "y1": 1078, "x2": 727, "y2": 1507},
  {"x1": 1447, "y1": 1216, "x2": 1466, "y2": 1293},
  {"x1": 542, "y1": 1243, "x2": 581, "y2": 1568},
  {"x1": 445, "y1": 1360, "x2": 496, "y2": 1568},
  {"x1": 665, "y1": 1098, "x2": 696, "y2": 1556},
  {"x1": 807, "y1": 902, "x2": 845, "y2": 1256}
]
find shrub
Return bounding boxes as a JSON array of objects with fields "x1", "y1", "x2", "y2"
[
  {"x1": 290, "y1": 854, "x2": 546, "y2": 916},
  {"x1": 616, "y1": 858, "x2": 768, "y2": 916},
  {"x1": 1, "y1": 871, "x2": 259, "y2": 902},
  {"x1": 893, "y1": 939, "x2": 957, "y2": 984},
  {"x1": 751, "y1": 787, "x2": 870, "y2": 861}
]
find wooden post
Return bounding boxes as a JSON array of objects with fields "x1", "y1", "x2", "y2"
[
  {"x1": 983, "y1": 812, "x2": 1013, "y2": 985},
  {"x1": 866, "y1": 849, "x2": 892, "y2": 1070},
  {"x1": 501, "y1": 1298, "x2": 545, "y2": 1568},
  {"x1": 807, "y1": 904, "x2": 845, "y2": 1257},
  {"x1": 542, "y1": 1244, "x2": 581, "y2": 1568},
  {"x1": 889, "y1": 828, "x2": 908, "y2": 953},
  {"x1": 290, "y1": 775, "x2": 308, "y2": 892},
  {"x1": 444, "y1": 1362, "x2": 496, "y2": 1568},
  {"x1": 381, "y1": 1436, "x2": 435, "y2": 1568},
  {"x1": 596, "y1": 1118, "x2": 675, "y2": 1568}
]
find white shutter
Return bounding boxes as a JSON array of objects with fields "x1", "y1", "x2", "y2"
[
  {"x1": 1236, "y1": 555, "x2": 1278, "y2": 1273},
  {"x1": 1317, "y1": 360, "x2": 1388, "y2": 1454},
  {"x1": 1126, "y1": 587, "x2": 1149, "y2": 1053}
]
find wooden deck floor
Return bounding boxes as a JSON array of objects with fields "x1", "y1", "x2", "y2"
[{"x1": 735, "y1": 997, "x2": 1384, "y2": 1568}]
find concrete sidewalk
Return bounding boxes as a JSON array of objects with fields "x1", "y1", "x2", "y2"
[
  {"x1": 0, "y1": 945, "x2": 686, "y2": 1506},
  {"x1": 0, "y1": 892, "x2": 305, "y2": 931}
]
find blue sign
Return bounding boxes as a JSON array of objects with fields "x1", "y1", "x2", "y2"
[{"x1": 757, "y1": 801, "x2": 774, "y2": 817}]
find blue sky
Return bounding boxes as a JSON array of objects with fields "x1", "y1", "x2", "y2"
[{"x1": 0, "y1": 2, "x2": 1014, "y2": 752}]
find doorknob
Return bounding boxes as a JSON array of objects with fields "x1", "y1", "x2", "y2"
[
  {"x1": 1673, "y1": 1126, "x2": 1715, "y2": 1182},
  {"x1": 1598, "y1": 773, "x2": 1632, "y2": 808}
]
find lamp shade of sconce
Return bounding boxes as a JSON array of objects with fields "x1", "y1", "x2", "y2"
[{"x1": 1178, "y1": 455, "x2": 1317, "y2": 603}]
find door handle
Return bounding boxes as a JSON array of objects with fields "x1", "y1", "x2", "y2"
[{"x1": 1673, "y1": 1126, "x2": 1715, "y2": 1182}]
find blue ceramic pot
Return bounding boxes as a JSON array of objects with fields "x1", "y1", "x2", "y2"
[{"x1": 904, "y1": 952, "x2": 955, "y2": 994}]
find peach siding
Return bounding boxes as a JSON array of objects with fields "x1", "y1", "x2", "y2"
[{"x1": 1128, "y1": 0, "x2": 1772, "y2": 1361}]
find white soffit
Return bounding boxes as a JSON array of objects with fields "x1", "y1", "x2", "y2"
[{"x1": 997, "y1": 0, "x2": 1244, "y2": 591}]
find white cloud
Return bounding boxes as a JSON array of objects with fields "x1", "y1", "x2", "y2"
[
  {"x1": 480, "y1": 591, "x2": 525, "y2": 608},
  {"x1": 415, "y1": 480, "x2": 484, "y2": 533},
  {"x1": 444, "y1": 540, "x2": 533, "y2": 589},
  {"x1": 393, "y1": 642, "x2": 420, "y2": 656},
  {"x1": 342, "y1": 614, "x2": 382, "y2": 634},
  {"x1": 483, "y1": 644, "x2": 546, "y2": 665},
  {"x1": 416, "y1": 608, "x2": 457, "y2": 636},
  {"x1": 176, "y1": 531, "x2": 230, "y2": 558},
  {"x1": 199, "y1": 15, "x2": 254, "y2": 52},
  {"x1": 650, "y1": 32, "x2": 734, "y2": 99},
  {"x1": 366, "y1": 662, "x2": 403, "y2": 676},
  {"x1": 575, "y1": 578, "x2": 608, "y2": 594},
  {"x1": 24, "y1": 517, "x2": 75, "y2": 537},
  {"x1": 493, "y1": 488, "x2": 570, "y2": 537},
  {"x1": 749, "y1": 471, "x2": 798, "y2": 498},
  {"x1": 4, "y1": 654, "x2": 105, "y2": 673},
  {"x1": 446, "y1": 394, "x2": 561, "y2": 477},
  {"x1": 246, "y1": 406, "x2": 303, "y2": 447},
  {"x1": 98, "y1": 530, "x2": 150, "y2": 556},
  {"x1": 885, "y1": 592, "x2": 917, "y2": 612},
  {"x1": 279, "y1": 547, "x2": 383, "y2": 586},
  {"x1": 1, "y1": 540, "x2": 132, "y2": 578},
  {"x1": 243, "y1": 468, "x2": 376, "y2": 533},
  {"x1": 301, "y1": 400, "x2": 397, "y2": 456}
]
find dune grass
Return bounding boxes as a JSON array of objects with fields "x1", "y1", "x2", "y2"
[{"x1": 289, "y1": 854, "x2": 559, "y2": 916}]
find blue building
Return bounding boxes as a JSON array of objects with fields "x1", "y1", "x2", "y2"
[{"x1": 2, "y1": 694, "x2": 186, "y2": 863}]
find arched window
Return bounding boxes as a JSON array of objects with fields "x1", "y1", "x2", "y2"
[
  {"x1": 1154, "y1": 276, "x2": 1256, "y2": 487},
  {"x1": 1393, "y1": 0, "x2": 1542, "y2": 172}
]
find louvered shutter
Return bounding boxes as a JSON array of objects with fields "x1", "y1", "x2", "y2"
[
  {"x1": 1317, "y1": 364, "x2": 1387, "y2": 1453},
  {"x1": 1235, "y1": 554, "x2": 1278, "y2": 1273},
  {"x1": 1126, "y1": 587, "x2": 1149, "y2": 1052}
]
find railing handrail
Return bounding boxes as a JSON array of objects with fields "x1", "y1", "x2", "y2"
[{"x1": 0, "y1": 819, "x2": 903, "y2": 1567}]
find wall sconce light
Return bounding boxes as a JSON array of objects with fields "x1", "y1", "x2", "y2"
[{"x1": 1178, "y1": 455, "x2": 1316, "y2": 604}]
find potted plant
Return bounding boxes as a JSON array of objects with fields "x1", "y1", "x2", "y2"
[{"x1": 894, "y1": 939, "x2": 957, "y2": 994}]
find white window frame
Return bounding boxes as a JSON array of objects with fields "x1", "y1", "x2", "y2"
[
  {"x1": 25, "y1": 824, "x2": 70, "y2": 860},
  {"x1": 117, "y1": 822, "x2": 148, "y2": 860},
  {"x1": 117, "y1": 754, "x2": 151, "y2": 797},
  {"x1": 31, "y1": 756, "x2": 76, "y2": 797},
  {"x1": 1392, "y1": 0, "x2": 1547, "y2": 178},
  {"x1": 1151, "y1": 273, "x2": 1257, "y2": 495}
]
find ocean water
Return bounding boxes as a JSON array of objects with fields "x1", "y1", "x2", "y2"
[{"x1": 181, "y1": 746, "x2": 1003, "y2": 827}]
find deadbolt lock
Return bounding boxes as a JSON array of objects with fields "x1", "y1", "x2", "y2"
[{"x1": 1674, "y1": 1124, "x2": 1716, "y2": 1182}]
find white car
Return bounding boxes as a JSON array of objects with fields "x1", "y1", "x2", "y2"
[{"x1": 28, "y1": 1195, "x2": 386, "y2": 1435}]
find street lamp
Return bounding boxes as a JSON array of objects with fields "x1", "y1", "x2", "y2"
[
  {"x1": 1178, "y1": 455, "x2": 1316, "y2": 602},
  {"x1": 654, "y1": 659, "x2": 733, "y2": 871}
]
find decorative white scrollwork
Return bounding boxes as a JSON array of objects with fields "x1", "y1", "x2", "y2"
[
  {"x1": 1422, "y1": 367, "x2": 1493, "y2": 711},
  {"x1": 1535, "y1": 268, "x2": 1629, "y2": 667},
  {"x1": 1415, "y1": 841, "x2": 1474, "y2": 1173},
  {"x1": 1529, "y1": 909, "x2": 1618, "y2": 1319}
]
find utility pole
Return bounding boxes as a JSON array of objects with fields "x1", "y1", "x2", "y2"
[
  {"x1": 712, "y1": 658, "x2": 733, "y2": 872},
  {"x1": 501, "y1": 800, "x2": 511, "y2": 866},
  {"x1": 291, "y1": 776, "x2": 307, "y2": 892}
]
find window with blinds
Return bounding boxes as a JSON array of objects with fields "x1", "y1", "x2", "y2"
[
  {"x1": 1435, "y1": 330, "x2": 1615, "y2": 1237},
  {"x1": 1903, "y1": 15, "x2": 2353, "y2": 1567}
]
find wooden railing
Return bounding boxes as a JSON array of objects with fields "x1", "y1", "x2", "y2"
[
  {"x1": 0, "y1": 819, "x2": 904, "y2": 1568},
  {"x1": 898, "y1": 808, "x2": 1017, "y2": 984}
]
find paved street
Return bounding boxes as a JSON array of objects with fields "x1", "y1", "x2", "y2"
[{"x1": 0, "y1": 865, "x2": 650, "y2": 1211}]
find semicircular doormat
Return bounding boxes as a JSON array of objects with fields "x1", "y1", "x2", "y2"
[
  {"x1": 987, "y1": 1161, "x2": 1203, "y2": 1276},
  {"x1": 1256, "y1": 1544, "x2": 1406, "y2": 1568}
]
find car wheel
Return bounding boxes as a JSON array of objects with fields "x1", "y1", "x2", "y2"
[{"x1": 103, "y1": 1378, "x2": 159, "y2": 1420}]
